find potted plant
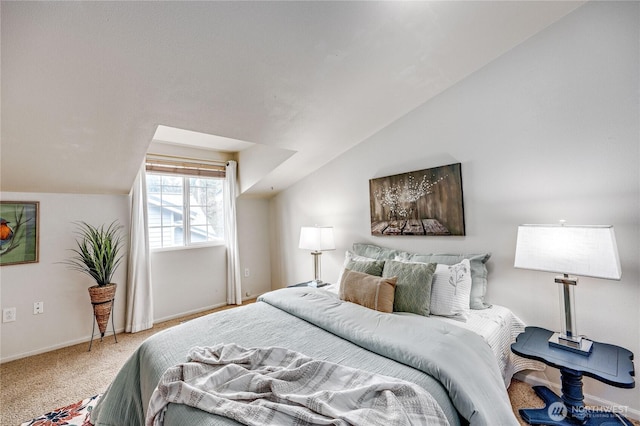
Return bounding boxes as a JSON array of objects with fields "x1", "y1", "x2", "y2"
[{"x1": 64, "y1": 221, "x2": 125, "y2": 338}]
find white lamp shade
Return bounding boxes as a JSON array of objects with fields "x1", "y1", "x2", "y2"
[
  {"x1": 514, "y1": 224, "x2": 621, "y2": 280},
  {"x1": 299, "y1": 226, "x2": 335, "y2": 251}
]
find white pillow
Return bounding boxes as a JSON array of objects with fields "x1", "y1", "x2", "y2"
[{"x1": 429, "y1": 259, "x2": 472, "y2": 321}]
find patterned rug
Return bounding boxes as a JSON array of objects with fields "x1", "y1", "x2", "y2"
[{"x1": 20, "y1": 394, "x2": 101, "y2": 426}]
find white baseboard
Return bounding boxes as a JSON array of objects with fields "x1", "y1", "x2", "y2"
[
  {"x1": 0, "y1": 327, "x2": 125, "y2": 364},
  {"x1": 514, "y1": 372, "x2": 640, "y2": 421},
  {"x1": 1, "y1": 297, "x2": 266, "y2": 364},
  {"x1": 154, "y1": 293, "x2": 264, "y2": 324},
  {"x1": 153, "y1": 302, "x2": 229, "y2": 324}
]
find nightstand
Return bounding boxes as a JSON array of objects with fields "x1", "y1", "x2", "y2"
[{"x1": 511, "y1": 326, "x2": 635, "y2": 425}]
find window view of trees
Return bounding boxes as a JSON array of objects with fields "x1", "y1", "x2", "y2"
[{"x1": 146, "y1": 174, "x2": 224, "y2": 248}]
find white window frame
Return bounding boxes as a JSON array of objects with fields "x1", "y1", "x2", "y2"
[{"x1": 145, "y1": 155, "x2": 226, "y2": 250}]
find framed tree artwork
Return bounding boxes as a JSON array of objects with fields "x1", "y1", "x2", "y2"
[
  {"x1": 369, "y1": 163, "x2": 465, "y2": 236},
  {"x1": 0, "y1": 201, "x2": 39, "y2": 266}
]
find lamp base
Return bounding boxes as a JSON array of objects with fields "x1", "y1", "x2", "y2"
[{"x1": 548, "y1": 332, "x2": 593, "y2": 356}]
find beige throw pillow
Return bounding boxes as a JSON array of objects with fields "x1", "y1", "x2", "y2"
[{"x1": 339, "y1": 269, "x2": 397, "y2": 313}]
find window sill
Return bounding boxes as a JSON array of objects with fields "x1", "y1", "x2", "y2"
[{"x1": 150, "y1": 241, "x2": 225, "y2": 253}]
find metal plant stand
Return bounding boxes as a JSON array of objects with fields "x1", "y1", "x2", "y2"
[{"x1": 88, "y1": 298, "x2": 118, "y2": 351}]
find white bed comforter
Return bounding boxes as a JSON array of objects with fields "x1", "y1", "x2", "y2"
[
  {"x1": 427, "y1": 305, "x2": 545, "y2": 387},
  {"x1": 146, "y1": 343, "x2": 450, "y2": 426}
]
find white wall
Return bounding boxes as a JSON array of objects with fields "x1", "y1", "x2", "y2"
[
  {"x1": 0, "y1": 141, "x2": 274, "y2": 360},
  {"x1": 150, "y1": 195, "x2": 272, "y2": 322},
  {"x1": 144, "y1": 140, "x2": 272, "y2": 320},
  {"x1": 236, "y1": 196, "x2": 272, "y2": 297},
  {"x1": 0, "y1": 192, "x2": 130, "y2": 361},
  {"x1": 0, "y1": 191, "x2": 272, "y2": 361},
  {"x1": 237, "y1": 144, "x2": 295, "y2": 194},
  {"x1": 271, "y1": 1, "x2": 639, "y2": 416},
  {"x1": 151, "y1": 245, "x2": 228, "y2": 322}
]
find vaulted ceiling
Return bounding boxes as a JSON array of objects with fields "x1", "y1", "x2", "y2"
[{"x1": 1, "y1": 1, "x2": 583, "y2": 196}]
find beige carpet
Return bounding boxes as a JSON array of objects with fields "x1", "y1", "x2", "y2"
[{"x1": 1, "y1": 301, "x2": 637, "y2": 426}]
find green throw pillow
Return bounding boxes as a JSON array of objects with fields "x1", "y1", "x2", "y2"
[
  {"x1": 352, "y1": 243, "x2": 402, "y2": 260},
  {"x1": 345, "y1": 259, "x2": 385, "y2": 277},
  {"x1": 382, "y1": 260, "x2": 437, "y2": 316}
]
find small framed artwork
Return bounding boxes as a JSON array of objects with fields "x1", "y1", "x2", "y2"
[
  {"x1": 0, "y1": 201, "x2": 39, "y2": 266},
  {"x1": 369, "y1": 163, "x2": 465, "y2": 236}
]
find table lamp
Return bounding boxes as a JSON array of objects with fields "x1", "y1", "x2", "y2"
[
  {"x1": 299, "y1": 226, "x2": 335, "y2": 286},
  {"x1": 514, "y1": 222, "x2": 621, "y2": 355}
]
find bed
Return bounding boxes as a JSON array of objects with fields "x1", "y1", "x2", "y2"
[{"x1": 91, "y1": 244, "x2": 543, "y2": 426}]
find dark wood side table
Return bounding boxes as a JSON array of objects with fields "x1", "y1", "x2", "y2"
[{"x1": 511, "y1": 326, "x2": 635, "y2": 425}]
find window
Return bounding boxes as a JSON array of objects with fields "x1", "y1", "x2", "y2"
[{"x1": 145, "y1": 157, "x2": 225, "y2": 249}]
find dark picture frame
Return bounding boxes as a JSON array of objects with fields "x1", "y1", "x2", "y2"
[
  {"x1": 369, "y1": 163, "x2": 465, "y2": 236},
  {"x1": 0, "y1": 201, "x2": 39, "y2": 266}
]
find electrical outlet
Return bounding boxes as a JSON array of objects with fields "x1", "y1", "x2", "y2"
[
  {"x1": 33, "y1": 302, "x2": 44, "y2": 315},
  {"x1": 3, "y1": 307, "x2": 16, "y2": 323},
  {"x1": 244, "y1": 268, "x2": 250, "y2": 277}
]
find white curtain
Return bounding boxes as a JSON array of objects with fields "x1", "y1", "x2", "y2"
[
  {"x1": 126, "y1": 162, "x2": 154, "y2": 332},
  {"x1": 224, "y1": 160, "x2": 242, "y2": 305}
]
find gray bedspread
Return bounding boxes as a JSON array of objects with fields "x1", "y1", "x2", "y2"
[{"x1": 92, "y1": 288, "x2": 518, "y2": 425}]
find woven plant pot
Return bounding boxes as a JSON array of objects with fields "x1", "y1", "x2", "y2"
[{"x1": 88, "y1": 283, "x2": 117, "y2": 337}]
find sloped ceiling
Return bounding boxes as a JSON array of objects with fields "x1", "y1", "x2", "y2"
[{"x1": 1, "y1": 1, "x2": 583, "y2": 196}]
